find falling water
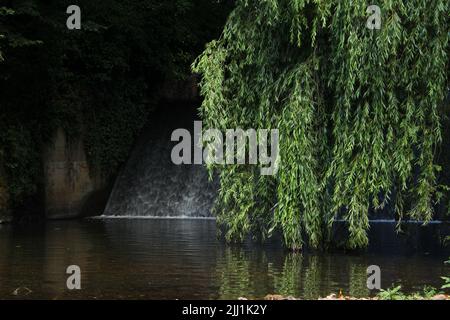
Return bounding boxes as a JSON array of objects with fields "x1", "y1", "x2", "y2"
[{"x1": 103, "y1": 103, "x2": 218, "y2": 217}]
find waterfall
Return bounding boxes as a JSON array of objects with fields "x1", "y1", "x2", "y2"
[{"x1": 103, "y1": 103, "x2": 218, "y2": 217}]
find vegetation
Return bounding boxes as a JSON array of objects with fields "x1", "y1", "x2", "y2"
[
  {"x1": 442, "y1": 258, "x2": 450, "y2": 289},
  {"x1": 0, "y1": 0, "x2": 231, "y2": 215},
  {"x1": 194, "y1": 0, "x2": 450, "y2": 250},
  {"x1": 377, "y1": 286, "x2": 445, "y2": 300},
  {"x1": 374, "y1": 257, "x2": 450, "y2": 300}
]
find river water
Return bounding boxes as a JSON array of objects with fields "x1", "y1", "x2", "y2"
[{"x1": 0, "y1": 218, "x2": 448, "y2": 299}]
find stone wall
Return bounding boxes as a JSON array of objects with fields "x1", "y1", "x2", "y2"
[
  {"x1": 43, "y1": 128, "x2": 111, "y2": 219},
  {"x1": 158, "y1": 75, "x2": 200, "y2": 102},
  {"x1": 42, "y1": 76, "x2": 201, "y2": 220}
]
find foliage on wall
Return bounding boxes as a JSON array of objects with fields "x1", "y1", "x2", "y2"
[{"x1": 0, "y1": 0, "x2": 232, "y2": 213}]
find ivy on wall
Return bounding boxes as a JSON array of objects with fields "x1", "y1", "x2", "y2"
[{"x1": 0, "y1": 0, "x2": 232, "y2": 214}]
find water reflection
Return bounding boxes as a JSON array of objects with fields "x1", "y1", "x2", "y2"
[
  {"x1": 272, "y1": 253, "x2": 303, "y2": 298},
  {"x1": 214, "y1": 249, "x2": 372, "y2": 299},
  {"x1": 0, "y1": 219, "x2": 448, "y2": 299}
]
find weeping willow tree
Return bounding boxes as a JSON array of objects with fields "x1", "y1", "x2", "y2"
[{"x1": 193, "y1": 0, "x2": 449, "y2": 250}]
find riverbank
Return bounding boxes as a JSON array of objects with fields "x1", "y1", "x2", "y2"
[{"x1": 238, "y1": 291, "x2": 450, "y2": 300}]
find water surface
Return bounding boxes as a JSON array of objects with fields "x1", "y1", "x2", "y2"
[{"x1": 0, "y1": 219, "x2": 448, "y2": 299}]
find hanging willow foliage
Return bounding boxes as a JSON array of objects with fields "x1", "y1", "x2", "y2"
[{"x1": 193, "y1": 0, "x2": 449, "y2": 250}]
